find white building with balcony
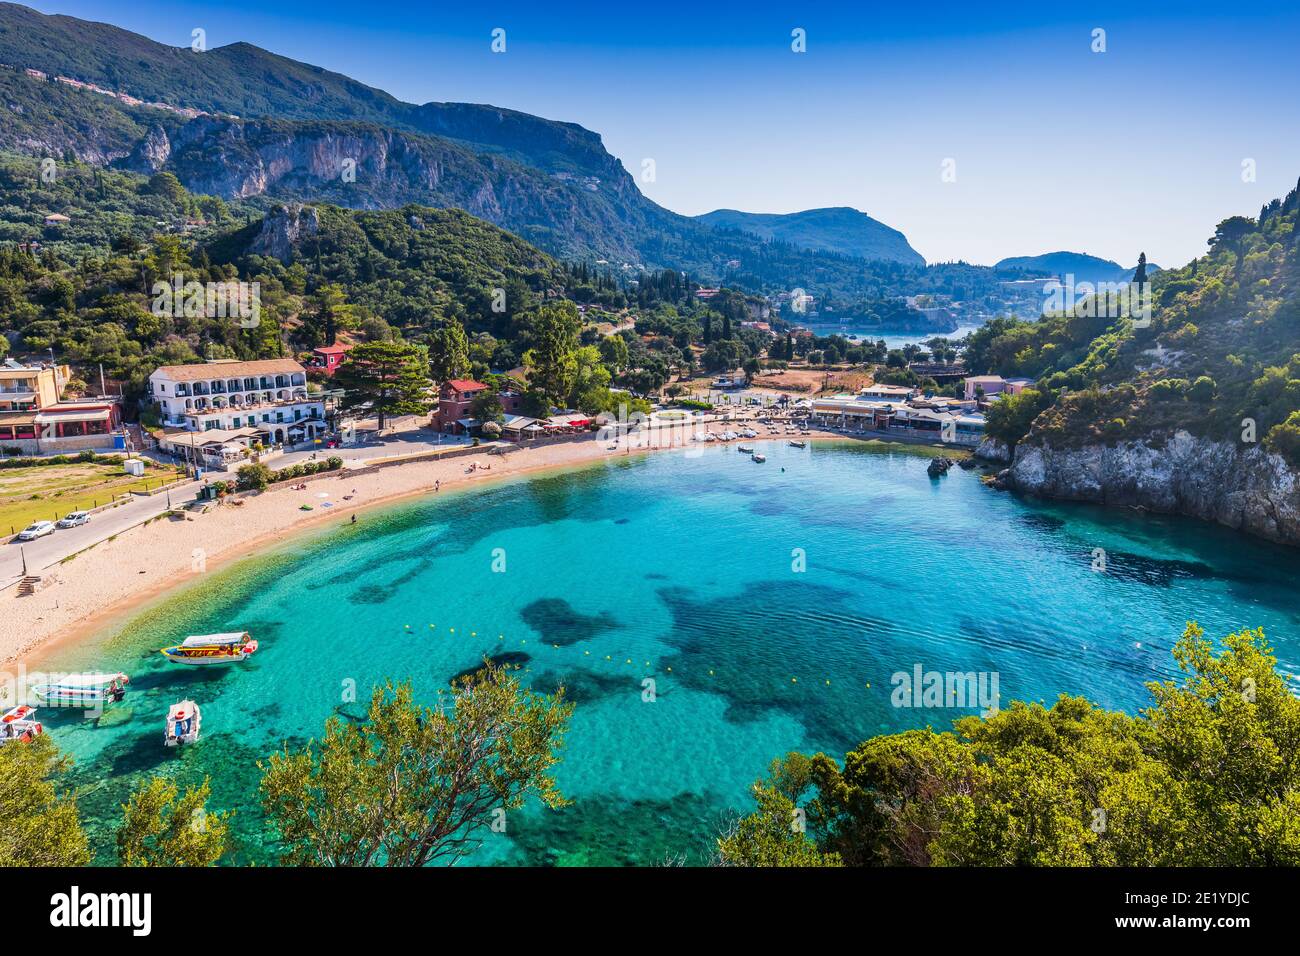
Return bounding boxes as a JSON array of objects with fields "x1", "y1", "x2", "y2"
[{"x1": 149, "y1": 359, "x2": 328, "y2": 460}]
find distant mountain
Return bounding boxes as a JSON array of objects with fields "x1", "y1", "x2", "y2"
[
  {"x1": 0, "y1": 2, "x2": 921, "y2": 294},
  {"x1": 994, "y1": 251, "x2": 1161, "y2": 286},
  {"x1": 695, "y1": 207, "x2": 924, "y2": 266}
]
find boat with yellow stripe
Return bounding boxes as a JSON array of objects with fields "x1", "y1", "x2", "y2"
[{"x1": 161, "y1": 632, "x2": 258, "y2": 666}]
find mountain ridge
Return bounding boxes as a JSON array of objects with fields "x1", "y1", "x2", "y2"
[
  {"x1": 994, "y1": 250, "x2": 1161, "y2": 285},
  {"x1": 694, "y1": 206, "x2": 925, "y2": 266}
]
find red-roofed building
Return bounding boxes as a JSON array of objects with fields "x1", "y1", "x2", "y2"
[
  {"x1": 309, "y1": 343, "x2": 354, "y2": 376},
  {"x1": 433, "y1": 379, "x2": 489, "y2": 434}
]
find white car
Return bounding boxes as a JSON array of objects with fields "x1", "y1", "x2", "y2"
[
  {"x1": 17, "y1": 521, "x2": 55, "y2": 541},
  {"x1": 56, "y1": 511, "x2": 90, "y2": 529}
]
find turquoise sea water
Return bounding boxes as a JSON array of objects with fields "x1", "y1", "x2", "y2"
[{"x1": 32, "y1": 440, "x2": 1300, "y2": 865}]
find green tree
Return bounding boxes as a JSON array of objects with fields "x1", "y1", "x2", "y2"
[
  {"x1": 730, "y1": 623, "x2": 1300, "y2": 867},
  {"x1": 259, "y1": 663, "x2": 573, "y2": 866},
  {"x1": 470, "y1": 388, "x2": 505, "y2": 423},
  {"x1": 984, "y1": 387, "x2": 1050, "y2": 446},
  {"x1": 524, "y1": 302, "x2": 582, "y2": 406},
  {"x1": 236, "y1": 462, "x2": 272, "y2": 491},
  {"x1": 305, "y1": 283, "x2": 356, "y2": 346},
  {"x1": 598, "y1": 334, "x2": 629, "y2": 374},
  {"x1": 429, "y1": 320, "x2": 471, "y2": 383},
  {"x1": 1210, "y1": 215, "x2": 1255, "y2": 282},
  {"x1": 717, "y1": 783, "x2": 842, "y2": 867},
  {"x1": 117, "y1": 777, "x2": 232, "y2": 867},
  {"x1": 333, "y1": 341, "x2": 432, "y2": 430},
  {"x1": 0, "y1": 735, "x2": 90, "y2": 866}
]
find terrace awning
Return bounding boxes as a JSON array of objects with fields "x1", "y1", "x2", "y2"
[{"x1": 34, "y1": 408, "x2": 110, "y2": 423}]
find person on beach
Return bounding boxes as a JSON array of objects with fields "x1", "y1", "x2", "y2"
[{"x1": 351, "y1": 515, "x2": 356, "y2": 524}]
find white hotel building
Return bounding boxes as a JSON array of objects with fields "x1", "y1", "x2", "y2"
[{"x1": 148, "y1": 359, "x2": 328, "y2": 462}]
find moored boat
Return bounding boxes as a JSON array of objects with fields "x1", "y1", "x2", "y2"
[
  {"x1": 165, "y1": 701, "x2": 201, "y2": 747},
  {"x1": 0, "y1": 705, "x2": 43, "y2": 743},
  {"x1": 789, "y1": 440, "x2": 806, "y2": 448},
  {"x1": 161, "y1": 632, "x2": 258, "y2": 666},
  {"x1": 751, "y1": 453, "x2": 766, "y2": 463},
  {"x1": 30, "y1": 673, "x2": 128, "y2": 709},
  {"x1": 738, "y1": 445, "x2": 754, "y2": 454}
]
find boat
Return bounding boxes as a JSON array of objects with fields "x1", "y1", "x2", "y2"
[
  {"x1": 31, "y1": 673, "x2": 129, "y2": 709},
  {"x1": 0, "y1": 705, "x2": 43, "y2": 743},
  {"x1": 751, "y1": 453, "x2": 767, "y2": 463},
  {"x1": 160, "y1": 631, "x2": 258, "y2": 666},
  {"x1": 789, "y1": 440, "x2": 807, "y2": 448},
  {"x1": 165, "y1": 701, "x2": 201, "y2": 747},
  {"x1": 738, "y1": 445, "x2": 754, "y2": 454}
]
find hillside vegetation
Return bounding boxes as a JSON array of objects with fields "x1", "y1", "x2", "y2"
[{"x1": 968, "y1": 181, "x2": 1300, "y2": 461}]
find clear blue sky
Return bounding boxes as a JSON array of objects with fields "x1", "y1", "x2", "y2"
[{"x1": 31, "y1": 1, "x2": 1300, "y2": 267}]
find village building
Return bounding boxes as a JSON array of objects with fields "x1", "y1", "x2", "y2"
[
  {"x1": 0, "y1": 361, "x2": 123, "y2": 454},
  {"x1": 433, "y1": 379, "x2": 488, "y2": 434},
  {"x1": 148, "y1": 358, "x2": 326, "y2": 463},
  {"x1": 308, "y1": 343, "x2": 354, "y2": 376},
  {"x1": 809, "y1": 392, "x2": 984, "y2": 446},
  {"x1": 857, "y1": 384, "x2": 917, "y2": 403},
  {"x1": 962, "y1": 375, "x2": 1032, "y2": 402}
]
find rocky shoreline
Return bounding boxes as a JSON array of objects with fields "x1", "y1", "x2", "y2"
[{"x1": 976, "y1": 431, "x2": 1300, "y2": 547}]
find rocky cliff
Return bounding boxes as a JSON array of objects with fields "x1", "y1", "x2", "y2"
[{"x1": 1005, "y1": 432, "x2": 1300, "y2": 545}]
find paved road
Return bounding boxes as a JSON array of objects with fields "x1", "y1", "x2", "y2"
[
  {"x1": 0, "y1": 424, "x2": 473, "y2": 589},
  {"x1": 0, "y1": 478, "x2": 201, "y2": 587}
]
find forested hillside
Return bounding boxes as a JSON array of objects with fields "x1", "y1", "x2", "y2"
[
  {"x1": 0, "y1": 3, "x2": 995, "y2": 297},
  {"x1": 971, "y1": 181, "x2": 1300, "y2": 465}
]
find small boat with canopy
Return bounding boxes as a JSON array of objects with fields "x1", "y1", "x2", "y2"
[
  {"x1": 30, "y1": 673, "x2": 128, "y2": 708},
  {"x1": 0, "y1": 705, "x2": 43, "y2": 743},
  {"x1": 160, "y1": 632, "x2": 258, "y2": 666},
  {"x1": 165, "y1": 701, "x2": 201, "y2": 747}
]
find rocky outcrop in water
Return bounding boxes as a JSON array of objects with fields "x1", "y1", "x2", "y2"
[
  {"x1": 1006, "y1": 431, "x2": 1300, "y2": 546},
  {"x1": 927, "y1": 456, "x2": 956, "y2": 478}
]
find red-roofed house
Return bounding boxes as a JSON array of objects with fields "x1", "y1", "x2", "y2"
[
  {"x1": 309, "y1": 343, "x2": 354, "y2": 376},
  {"x1": 433, "y1": 379, "x2": 489, "y2": 434}
]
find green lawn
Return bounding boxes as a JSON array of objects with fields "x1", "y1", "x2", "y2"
[{"x1": 0, "y1": 460, "x2": 184, "y2": 535}]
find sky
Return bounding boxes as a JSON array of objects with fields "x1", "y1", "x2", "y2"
[{"x1": 29, "y1": 1, "x2": 1300, "y2": 268}]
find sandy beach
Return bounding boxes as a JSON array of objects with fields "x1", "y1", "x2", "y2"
[{"x1": 2, "y1": 423, "x2": 859, "y2": 667}]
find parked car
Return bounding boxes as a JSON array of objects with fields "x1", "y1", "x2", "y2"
[
  {"x1": 56, "y1": 511, "x2": 91, "y2": 528},
  {"x1": 17, "y1": 521, "x2": 55, "y2": 541}
]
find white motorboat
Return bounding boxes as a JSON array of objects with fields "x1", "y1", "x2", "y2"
[
  {"x1": 751, "y1": 453, "x2": 767, "y2": 463},
  {"x1": 31, "y1": 673, "x2": 129, "y2": 708},
  {"x1": 165, "y1": 700, "x2": 201, "y2": 747},
  {"x1": 0, "y1": 705, "x2": 43, "y2": 743}
]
